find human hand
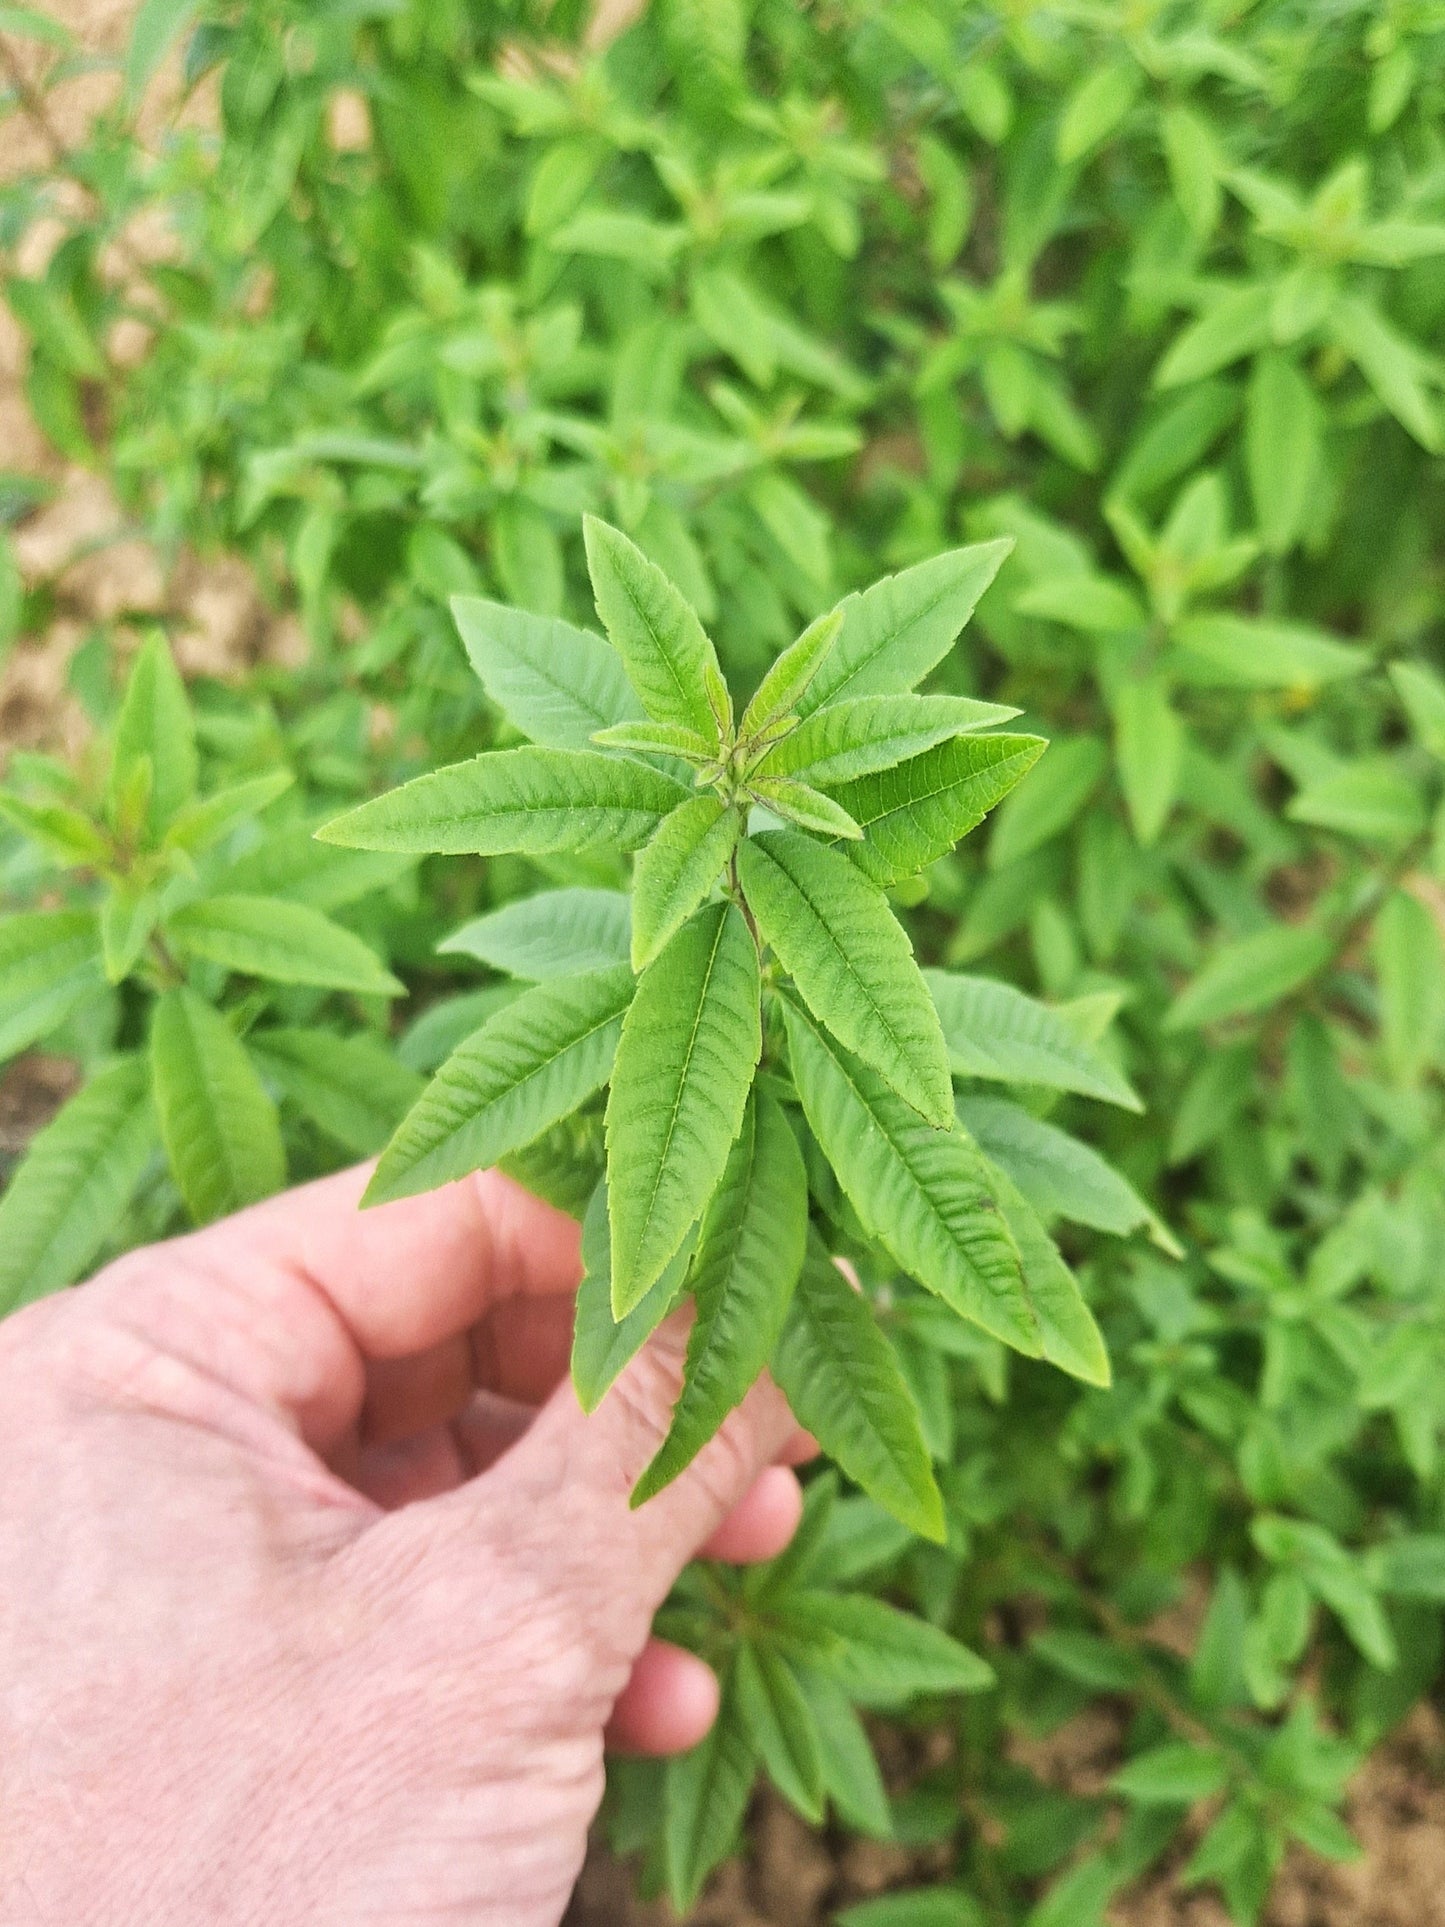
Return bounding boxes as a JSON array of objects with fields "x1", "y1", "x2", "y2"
[{"x1": 0, "y1": 1165, "x2": 806, "y2": 1926}]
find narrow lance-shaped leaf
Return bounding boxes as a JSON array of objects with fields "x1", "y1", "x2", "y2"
[
  {"x1": 783, "y1": 998, "x2": 1037, "y2": 1355},
  {"x1": 771, "y1": 1229, "x2": 946, "y2": 1539},
  {"x1": 163, "y1": 769, "x2": 294, "y2": 855},
  {"x1": 797, "y1": 541, "x2": 1014, "y2": 715},
  {"x1": 440, "y1": 888, "x2": 632, "y2": 980},
  {"x1": 961, "y1": 1093, "x2": 1179, "y2": 1255},
  {"x1": 773, "y1": 1588, "x2": 994, "y2": 1704},
  {"x1": 583, "y1": 515, "x2": 728, "y2": 742},
  {"x1": 633, "y1": 1090, "x2": 808, "y2": 1503},
  {"x1": 923, "y1": 968, "x2": 1141, "y2": 1109},
  {"x1": 249, "y1": 1029, "x2": 423, "y2": 1158},
  {"x1": 100, "y1": 881, "x2": 160, "y2": 984},
  {"x1": 150, "y1": 988, "x2": 286, "y2": 1223},
  {"x1": 754, "y1": 694, "x2": 1020, "y2": 788},
  {"x1": 981, "y1": 1160, "x2": 1111, "y2": 1387},
  {"x1": 734, "y1": 1642, "x2": 825, "y2": 1821},
  {"x1": 607, "y1": 900, "x2": 762, "y2": 1314},
  {"x1": 796, "y1": 1671, "x2": 891, "y2": 1836},
  {"x1": 571, "y1": 1179, "x2": 695, "y2": 1414},
  {"x1": 0, "y1": 910, "x2": 102, "y2": 1062},
  {"x1": 1164, "y1": 922, "x2": 1333, "y2": 1030},
  {"x1": 0, "y1": 1057, "x2": 158, "y2": 1313},
  {"x1": 109, "y1": 629, "x2": 197, "y2": 840},
  {"x1": 746, "y1": 776, "x2": 863, "y2": 840},
  {"x1": 740, "y1": 606, "x2": 844, "y2": 740},
  {"x1": 664, "y1": 1663, "x2": 757, "y2": 1913},
  {"x1": 316, "y1": 748, "x2": 687, "y2": 856},
  {"x1": 367, "y1": 966, "x2": 635, "y2": 1206},
  {"x1": 167, "y1": 895, "x2": 403, "y2": 996},
  {"x1": 591, "y1": 719, "x2": 716, "y2": 761},
  {"x1": 826, "y1": 734, "x2": 1046, "y2": 887},
  {"x1": 738, "y1": 830, "x2": 952, "y2": 1126},
  {"x1": 630, "y1": 795, "x2": 740, "y2": 970},
  {"x1": 451, "y1": 597, "x2": 641, "y2": 749}
]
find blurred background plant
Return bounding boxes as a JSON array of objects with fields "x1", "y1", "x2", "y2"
[{"x1": 2, "y1": 1, "x2": 1445, "y2": 1922}]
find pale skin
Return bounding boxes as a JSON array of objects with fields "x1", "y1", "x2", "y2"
[{"x1": 0, "y1": 1165, "x2": 810, "y2": 1926}]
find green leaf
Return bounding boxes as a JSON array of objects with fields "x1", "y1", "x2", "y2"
[
  {"x1": 100, "y1": 880, "x2": 160, "y2": 984},
  {"x1": 825, "y1": 733, "x2": 1047, "y2": 886},
  {"x1": 216, "y1": 825, "x2": 409, "y2": 911},
  {"x1": 168, "y1": 895, "x2": 402, "y2": 996},
  {"x1": 984, "y1": 1163, "x2": 1112, "y2": 1386},
  {"x1": 634, "y1": 1090, "x2": 807, "y2": 1501},
  {"x1": 1288, "y1": 764, "x2": 1426, "y2": 844},
  {"x1": 1165, "y1": 924, "x2": 1333, "y2": 1029},
  {"x1": 1174, "y1": 615, "x2": 1367, "y2": 689},
  {"x1": 0, "y1": 1057, "x2": 158, "y2": 1312},
  {"x1": 316, "y1": 749, "x2": 687, "y2": 856},
  {"x1": 1162, "y1": 104, "x2": 1223, "y2": 238},
  {"x1": 739, "y1": 830, "x2": 952, "y2": 1126},
  {"x1": 771, "y1": 1230, "x2": 945, "y2": 1538},
  {"x1": 740, "y1": 607, "x2": 844, "y2": 739},
  {"x1": 0, "y1": 910, "x2": 103, "y2": 1060},
  {"x1": 783, "y1": 1000, "x2": 1037, "y2": 1355},
  {"x1": 1330, "y1": 294, "x2": 1441, "y2": 451},
  {"x1": 249, "y1": 1029, "x2": 422, "y2": 1156},
  {"x1": 590, "y1": 719, "x2": 715, "y2": 761},
  {"x1": 754, "y1": 694, "x2": 1019, "y2": 788},
  {"x1": 125, "y1": 0, "x2": 199, "y2": 104},
  {"x1": 1113, "y1": 1743, "x2": 1230, "y2": 1805},
  {"x1": 774, "y1": 1590, "x2": 994, "y2": 1705},
  {"x1": 961, "y1": 1095, "x2": 1174, "y2": 1252},
  {"x1": 162, "y1": 770, "x2": 294, "y2": 854},
  {"x1": 570, "y1": 1179, "x2": 693, "y2": 1414},
  {"x1": 367, "y1": 967, "x2": 634, "y2": 1206},
  {"x1": 0, "y1": 7, "x2": 73, "y2": 46},
  {"x1": 1373, "y1": 891, "x2": 1445, "y2": 1084},
  {"x1": 1114, "y1": 677, "x2": 1183, "y2": 845},
  {"x1": 630, "y1": 796, "x2": 741, "y2": 970},
  {"x1": 1246, "y1": 354, "x2": 1323, "y2": 555},
  {"x1": 451, "y1": 597, "x2": 641, "y2": 750},
  {"x1": 583, "y1": 515, "x2": 727, "y2": 742},
  {"x1": 797, "y1": 542, "x2": 1013, "y2": 716},
  {"x1": 923, "y1": 969, "x2": 1141, "y2": 1109},
  {"x1": 109, "y1": 631, "x2": 197, "y2": 842},
  {"x1": 150, "y1": 988, "x2": 285, "y2": 1223},
  {"x1": 606, "y1": 901, "x2": 761, "y2": 1313},
  {"x1": 1013, "y1": 573, "x2": 1146, "y2": 633},
  {"x1": 1390, "y1": 660, "x2": 1445, "y2": 761},
  {"x1": 664, "y1": 1665, "x2": 756, "y2": 1911},
  {"x1": 796, "y1": 1669, "x2": 892, "y2": 1834},
  {"x1": 0, "y1": 793, "x2": 110, "y2": 867},
  {"x1": 1289, "y1": 1806, "x2": 1362, "y2": 1864},
  {"x1": 440, "y1": 888, "x2": 632, "y2": 979},
  {"x1": 399, "y1": 988, "x2": 521, "y2": 1075},
  {"x1": 987, "y1": 736, "x2": 1105, "y2": 868},
  {"x1": 1057, "y1": 62, "x2": 1140, "y2": 164},
  {"x1": 747, "y1": 774, "x2": 863, "y2": 839},
  {"x1": 734, "y1": 1642, "x2": 824, "y2": 1821},
  {"x1": 1156, "y1": 283, "x2": 1272, "y2": 387}
]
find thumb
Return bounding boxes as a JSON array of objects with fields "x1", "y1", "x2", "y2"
[{"x1": 407, "y1": 1308, "x2": 799, "y2": 1664}]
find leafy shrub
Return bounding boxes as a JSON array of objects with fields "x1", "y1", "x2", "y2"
[{"x1": 3, "y1": 0, "x2": 1445, "y2": 1920}]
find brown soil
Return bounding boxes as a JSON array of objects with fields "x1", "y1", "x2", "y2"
[{"x1": 6, "y1": 8, "x2": 1445, "y2": 1927}]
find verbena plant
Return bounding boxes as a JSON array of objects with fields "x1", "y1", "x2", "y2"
[
  {"x1": 0, "y1": 632, "x2": 417, "y2": 1305},
  {"x1": 321, "y1": 518, "x2": 1144, "y2": 1531},
  {"x1": 4, "y1": 0, "x2": 1445, "y2": 1920}
]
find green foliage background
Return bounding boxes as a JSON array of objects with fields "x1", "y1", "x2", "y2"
[{"x1": 3, "y1": 0, "x2": 1445, "y2": 1920}]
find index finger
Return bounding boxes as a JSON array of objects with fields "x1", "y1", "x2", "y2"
[{"x1": 96, "y1": 1163, "x2": 582, "y2": 1452}]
